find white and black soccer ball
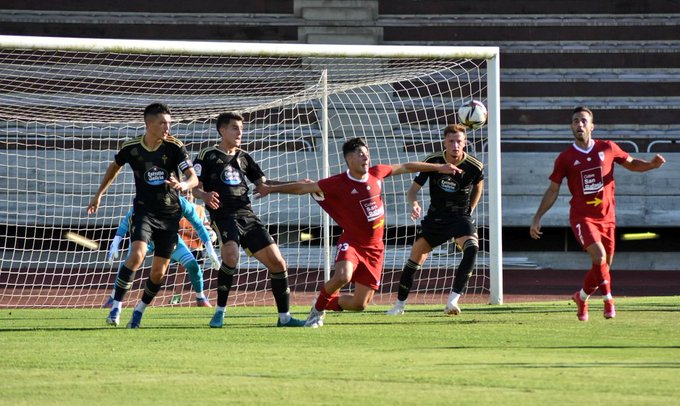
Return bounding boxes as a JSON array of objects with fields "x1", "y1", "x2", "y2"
[{"x1": 457, "y1": 100, "x2": 488, "y2": 129}]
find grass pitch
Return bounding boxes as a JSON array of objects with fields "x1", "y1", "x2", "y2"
[{"x1": 1, "y1": 296, "x2": 679, "y2": 405}]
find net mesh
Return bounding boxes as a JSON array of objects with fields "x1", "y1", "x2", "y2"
[{"x1": 0, "y1": 44, "x2": 493, "y2": 308}]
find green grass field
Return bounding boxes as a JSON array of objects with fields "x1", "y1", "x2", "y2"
[{"x1": 1, "y1": 296, "x2": 679, "y2": 405}]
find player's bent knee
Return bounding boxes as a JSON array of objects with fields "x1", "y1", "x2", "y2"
[
  {"x1": 334, "y1": 273, "x2": 352, "y2": 285},
  {"x1": 462, "y1": 238, "x2": 479, "y2": 254},
  {"x1": 269, "y1": 259, "x2": 287, "y2": 274}
]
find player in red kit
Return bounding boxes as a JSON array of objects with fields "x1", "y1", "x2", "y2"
[
  {"x1": 530, "y1": 107, "x2": 665, "y2": 321},
  {"x1": 255, "y1": 137, "x2": 461, "y2": 327}
]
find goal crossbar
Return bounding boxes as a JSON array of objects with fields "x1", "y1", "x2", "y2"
[{"x1": 0, "y1": 34, "x2": 499, "y2": 59}]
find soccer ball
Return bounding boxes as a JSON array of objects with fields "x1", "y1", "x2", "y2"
[{"x1": 457, "y1": 100, "x2": 488, "y2": 129}]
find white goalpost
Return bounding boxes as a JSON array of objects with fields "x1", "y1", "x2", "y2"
[{"x1": 0, "y1": 35, "x2": 502, "y2": 308}]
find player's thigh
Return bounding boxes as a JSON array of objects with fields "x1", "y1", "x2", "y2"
[
  {"x1": 239, "y1": 217, "x2": 275, "y2": 257},
  {"x1": 339, "y1": 282, "x2": 375, "y2": 311},
  {"x1": 251, "y1": 243, "x2": 286, "y2": 273},
  {"x1": 129, "y1": 213, "x2": 154, "y2": 245},
  {"x1": 585, "y1": 241, "x2": 608, "y2": 264},
  {"x1": 420, "y1": 214, "x2": 475, "y2": 248},
  {"x1": 571, "y1": 219, "x2": 608, "y2": 251},
  {"x1": 143, "y1": 214, "x2": 180, "y2": 259},
  {"x1": 352, "y1": 283, "x2": 375, "y2": 307},
  {"x1": 409, "y1": 237, "x2": 433, "y2": 264},
  {"x1": 149, "y1": 256, "x2": 172, "y2": 282},
  {"x1": 347, "y1": 246, "x2": 384, "y2": 291},
  {"x1": 600, "y1": 223, "x2": 616, "y2": 258},
  {"x1": 330, "y1": 259, "x2": 356, "y2": 286},
  {"x1": 151, "y1": 229, "x2": 178, "y2": 259},
  {"x1": 126, "y1": 240, "x2": 148, "y2": 269},
  {"x1": 212, "y1": 217, "x2": 241, "y2": 265},
  {"x1": 211, "y1": 217, "x2": 240, "y2": 247},
  {"x1": 220, "y1": 240, "x2": 240, "y2": 267}
]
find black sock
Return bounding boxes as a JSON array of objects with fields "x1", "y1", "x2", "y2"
[
  {"x1": 397, "y1": 259, "x2": 421, "y2": 301},
  {"x1": 113, "y1": 265, "x2": 135, "y2": 301},
  {"x1": 141, "y1": 278, "x2": 162, "y2": 305},
  {"x1": 452, "y1": 240, "x2": 479, "y2": 294},
  {"x1": 217, "y1": 263, "x2": 236, "y2": 308},
  {"x1": 270, "y1": 271, "x2": 290, "y2": 314}
]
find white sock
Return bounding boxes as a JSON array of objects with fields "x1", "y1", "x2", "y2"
[
  {"x1": 134, "y1": 301, "x2": 147, "y2": 313},
  {"x1": 216, "y1": 306, "x2": 226, "y2": 313},
  {"x1": 112, "y1": 300, "x2": 122, "y2": 310},
  {"x1": 448, "y1": 291, "x2": 461, "y2": 305},
  {"x1": 580, "y1": 289, "x2": 589, "y2": 301},
  {"x1": 195, "y1": 292, "x2": 206, "y2": 300},
  {"x1": 602, "y1": 293, "x2": 613, "y2": 302},
  {"x1": 395, "y1": 299, "x2": 406, "y2": 307},
  {"x1": 279, "y1": 312, "x2": 291, "y2": 324}
]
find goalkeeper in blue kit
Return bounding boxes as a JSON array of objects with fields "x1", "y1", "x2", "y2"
[{"x1": 104, "y1": 195, "x2": 221, "y2": 310}]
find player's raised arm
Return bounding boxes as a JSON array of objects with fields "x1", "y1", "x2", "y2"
[{"x1": 620, "y1": 154, "x2": 666, "y2": 172}]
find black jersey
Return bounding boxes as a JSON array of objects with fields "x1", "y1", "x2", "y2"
[
  {"x1": 413, "y1": 151, "x2": 484, "y2": 214},
  {"x1": 193, "y1": 146, "x2": 265, "y2": 218},
  {"x1": 114, "y1": 135, "x2": 192, "y2": 217}
]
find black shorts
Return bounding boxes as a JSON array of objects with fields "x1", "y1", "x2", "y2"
[
  {"x1": 418, "y1": 213, "x2": 476, "y2": 248},
  {"x1": 211, "y1": 210, "x2": 275, "y2": 256},
  {"x1": 129, "y1": 210, "x2": 180, "y2": 259}
]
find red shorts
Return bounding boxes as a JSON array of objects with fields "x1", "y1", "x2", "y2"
[
  {"x1": 570, "y1": 218, "x2": 615, "y2": 255},
  {"x1": 334, "y1": 240, "x2": 384, "y2": 290}
]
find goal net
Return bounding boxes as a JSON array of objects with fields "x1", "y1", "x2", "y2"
[{"x1": 0, "y1": 35, "x2": 501, "y2": 308}]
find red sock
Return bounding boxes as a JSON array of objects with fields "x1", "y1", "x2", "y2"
[
  {"x1": 315, "y1": 286, "x2": 337, "y2": 311},
  {"x1": 583, "y1": 263, "x2": 604, "y2": 295},
  {"x1": 326, "y1": 296, "x2": 343, "y2": 311},
  {"x1": 599, "y1": 264, "x2": 612, "y2": 297}
]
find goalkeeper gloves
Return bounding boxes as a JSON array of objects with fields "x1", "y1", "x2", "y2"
[
  {"x1": 204, "y1": 244, "x2": 221, "y2": 270},
  {"x1": 106, "y1": 235, "x2": 123, "y2": 265}
]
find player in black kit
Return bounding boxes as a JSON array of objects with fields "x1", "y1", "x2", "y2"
[
  {"x1": 386, "y1": 123, "x2": 484, "y2": 316},
  {"x1": 192, "y1": 112, "x2": 305, "y2": 328},
  {"x1": 87, "y1": 103, "x2": 198, "y2": 328}
]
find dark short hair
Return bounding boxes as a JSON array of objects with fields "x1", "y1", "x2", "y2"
[
  {"x1": 216, "y1": 112, "x2": 244, "y2": 133},
  {"x1": 443, "y1": 123, "x2": 467, "y2": 138},
  {"x1": 144, "y1": 103, "x2": 171, "y2": 119},
  {"x1": 342, "y1": 137, "x2": 368, "y2": 157},
  {"x1": 572, "y1": 106, "x2": 594, "y2": 122}
]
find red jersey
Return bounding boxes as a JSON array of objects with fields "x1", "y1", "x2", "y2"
[
  {"x1": 549, "y1": 139, "x2": 629, "y2": 223},
  {"x1": 315, "y1": 165, "x2": 393, "y2": 247}
]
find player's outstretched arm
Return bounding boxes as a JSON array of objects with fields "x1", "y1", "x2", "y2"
[
  {"x1": 255, "y1": 181, "x2": 322, "y2": 199},
  {"x1": 390, "y1": 161, "x2": 461, "y2": 176},
  {"x1": 87, "y1": 161, "x2": 122, "y2": 214},
  {"x1": 530, "y1": 181, "x2": 560, "y2": 240}
]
